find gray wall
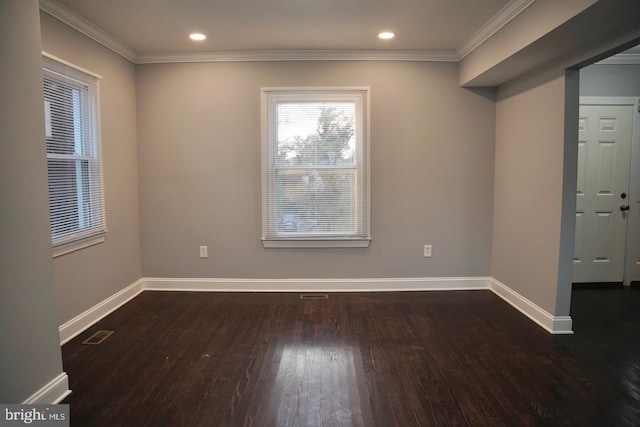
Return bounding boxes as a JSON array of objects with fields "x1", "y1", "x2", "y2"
[
  {"x1": 0, "y1": 0, "x2": 65, "y2": 402},
  {"x1": 137, "y1": 61, "x2": 496, "y2": 279},
  {"x1": 40, "y1": 13, "x2": 142, "y2": 325},
  {"x1": 492, "y1": 68, "x2": 575, "y2": 315},
  {"x1": 580, "y1": 63, "x2": 640, "y2": 96},
  {"x1": 489, "y1": 5, "x2": 640, "y2": 318}
]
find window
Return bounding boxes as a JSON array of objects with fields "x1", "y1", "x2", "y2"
[
  {"x1": 261, "y1": 88, "x2": 370, "y2": 248},
  {"x1": 42, "y1": 54, "x2": 106, "y2": 257}
]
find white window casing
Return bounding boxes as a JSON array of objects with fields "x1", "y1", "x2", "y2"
[
  {"x1": 261, "y1": 87, "x2": 371, "y2": 248},
  {"x1": 42, "y1": 53, "x2": 106, "y2": 257}
]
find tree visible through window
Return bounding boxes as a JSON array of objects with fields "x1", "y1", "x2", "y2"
[{"x1": 262, "y1": 88, "x2": 370, "y2": 248}]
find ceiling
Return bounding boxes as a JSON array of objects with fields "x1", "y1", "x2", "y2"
[{"x1": 48, "y1": 0, "x2": 511, "y2": 56}]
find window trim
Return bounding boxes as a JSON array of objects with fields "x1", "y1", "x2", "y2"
[
  {"x1": 43, "y1": 52, "x2": 106, "y2": 257},
  {"x1": 261, "y1": 87, "x2": 371, "y2": 248},
  {"x1": 52, "y1": 232, "x2": 106, "y2": 258},
  {"x1": 262, "y1": 238, "x2": 370, "y2": 249}
]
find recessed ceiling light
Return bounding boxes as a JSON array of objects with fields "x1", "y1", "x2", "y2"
[
  {"x1": 378, "y1": 32, "x2": 395, "y2": 40},
  {"x1": 189, "y1": 33, "x2": 206, "y2": 41}
]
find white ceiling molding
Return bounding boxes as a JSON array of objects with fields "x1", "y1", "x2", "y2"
[
  {"x1": 39, "y1": 0, "x2": 138, "y2": 63},
  {"x1": 136, "y1": 50, "x2": 458, "y2": 64},
  {"x1": 596, "y1": 53, "x2": 640, "y2": 65},
  {"x1": 456, "y1": 0, "x2": 536, "y2": 60}
]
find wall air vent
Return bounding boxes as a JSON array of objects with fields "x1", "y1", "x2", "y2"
[{"x1": 300, "y1": 293, "x2": 329, "y2": 300}]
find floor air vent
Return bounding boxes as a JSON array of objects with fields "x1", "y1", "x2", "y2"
[
  {"x1": 82, "y1": 330, "x2": 114, "y2": 345},
  {"x1": 300, "y1": 293, "x2": 329, "y2": 300}
]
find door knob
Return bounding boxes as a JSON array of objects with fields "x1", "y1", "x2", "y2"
[
  {"x1": 621, "y1": 192, "x2": 627, "y2": 199},
  {"x1": 620, "y1": 204, "x2": 630, "y2": 211}
]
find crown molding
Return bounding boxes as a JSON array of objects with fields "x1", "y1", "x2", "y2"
[
  {"x1": 136, "y1": 49, "x2": 458, "y2": 64},
  {"x1": 456, "y1": 0, "x2": 536, "y2": 60},
  {"x1": 39, "y1": 0, "x2": 138, "y2": 63},
  {"x1": 596, "y1": 53, "x2": 640, "y2": 65}
]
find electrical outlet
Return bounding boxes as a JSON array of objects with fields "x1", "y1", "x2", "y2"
[
  {"x1": 199, "y1": 246, "x2": 208, "y2": 258},
  {"x1": 423, "y1": 245, "x2": 432, "y2": 258}
]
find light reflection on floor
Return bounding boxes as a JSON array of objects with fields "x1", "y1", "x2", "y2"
[{"x1": 269, "y1": 343, "x2": 364, "y2": 426}]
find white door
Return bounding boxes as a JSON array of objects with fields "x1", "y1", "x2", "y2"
[{"x1": 573, "y1": 105, "x2": 633, "y2": 283}]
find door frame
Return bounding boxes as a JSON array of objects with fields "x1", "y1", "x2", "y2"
[{"x1": 579, "y1": 97, "x2": 640, "y2": 286}]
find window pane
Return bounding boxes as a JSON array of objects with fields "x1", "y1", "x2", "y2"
[
  {"x1": 262, "y1": 88, "x2": 369, "y2": 245},
  {"x1": 275, "y1": 168, "x2": 356, "y2": 234},
  {"x1": 43, "y1": 76, "x2": 84, "y2": 155},
  {"x1": 43, "y1": 55, "x2": 105, "y2": 251},
  {"x1": 276, "y1": 103, "x2": 355, "y2": 167},
  {"x1": 47, "y1": 158, "x2": 91, "y2": 239}
]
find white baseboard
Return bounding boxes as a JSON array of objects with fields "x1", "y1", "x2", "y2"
[
  {"x1": 141, "y1": 276, "x2": 492, "y2": 292},
  {"x1": 490, "y1": 278, "x2": 573, "y2": 334},
  {"x1": 23, "y1": 373, "x2": 71, "y2": 404},
  {"x1": 58, "y1": 279, "x2": 144, "y2": 345}
]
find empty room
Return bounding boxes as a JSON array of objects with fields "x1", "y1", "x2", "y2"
[{"x1": 2, "y1": 0, "x2": 640, "y2": 425}]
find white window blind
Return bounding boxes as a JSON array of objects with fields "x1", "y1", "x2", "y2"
[
  {"x1": 42, "y1": 54, "x2": 106, "y2": 253},
  {"x1": 261, "y1": 88, "x2": 370, "y2": 248}
]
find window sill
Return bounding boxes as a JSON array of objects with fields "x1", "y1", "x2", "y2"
[
  {"x1": 262, "y1": 238, "x2": 371, "y2": 249},
  {"x1": 53, "y1": 232, "x2": 106, "y2": 258}
]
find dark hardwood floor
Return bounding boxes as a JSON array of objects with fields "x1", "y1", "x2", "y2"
[{"x1": 61, "y1": 288, "x2": 640, "y2": 426}]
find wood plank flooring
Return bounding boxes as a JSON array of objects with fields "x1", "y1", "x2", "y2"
[{"x1": 61, "y1": 288, "x2": 640, "y2": 426}]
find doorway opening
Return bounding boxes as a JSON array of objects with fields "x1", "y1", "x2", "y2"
[{"x1": 572, "y1": 44, "x2": 640, "y2": 287}]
